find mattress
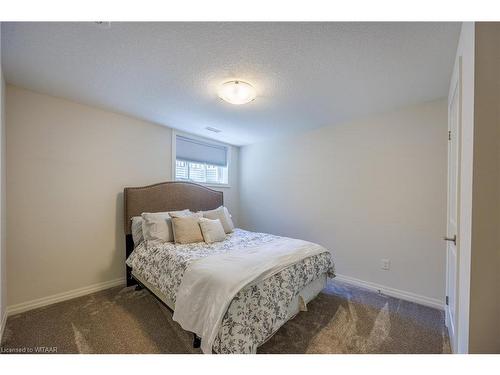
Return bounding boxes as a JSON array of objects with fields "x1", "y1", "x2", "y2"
[{"x1": 132, "y1": 270, "x2": 176, "y2": 310}]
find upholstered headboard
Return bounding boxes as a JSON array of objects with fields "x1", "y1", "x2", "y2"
[
  {"x1": 123, "y1": 181, "x2": 223, "y2": 286},
  {"x1": 124, "y1": 181, "x2": 223, "y2": 235}
]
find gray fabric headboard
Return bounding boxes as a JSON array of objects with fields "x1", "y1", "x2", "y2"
[{"x1": 123, "y1": 181, "x2": 223, "y2": 235}]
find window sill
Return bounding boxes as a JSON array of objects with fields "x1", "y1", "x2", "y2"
[
  {"x1": 200, "y1": 183, "x2": 231, "y2": 189},
  {"x1": 175, "y1": 180, "x2": 231, "y2": 189}
]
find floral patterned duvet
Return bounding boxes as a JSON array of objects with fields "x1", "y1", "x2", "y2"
[{"x1": 126, "y1": 229, "x2": 334, "y2": 353}]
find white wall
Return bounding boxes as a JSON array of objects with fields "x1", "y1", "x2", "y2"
[
  {"x1": 0, "y1": 23, "x2": 7, "y2": 336},
  {"x1": 6, "y1": 85, "x2": 239, "y2": 309},
  {"x1": 239, "y1": 99, "x2": 448, "y2": 306}
]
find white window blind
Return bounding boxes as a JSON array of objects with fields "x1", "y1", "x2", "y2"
[
  {"x1": 176, "y1": 135, "x2": 227, "y2": 167},
  {"x1": 175, "y1": 135, "x2": 229, "y2": 185}
]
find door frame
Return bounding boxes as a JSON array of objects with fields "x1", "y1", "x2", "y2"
[{"x1": 445, "y1": 55, "x2": 462, "y2": 354}]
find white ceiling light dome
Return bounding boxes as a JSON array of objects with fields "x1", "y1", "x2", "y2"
[{"x1": 218, "y1": 80, "x2": 256, "y2": 105}]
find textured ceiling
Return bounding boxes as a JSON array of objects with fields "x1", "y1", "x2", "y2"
[{"x1": 1, "y1": 22, "x2": 460, "y2": 145}]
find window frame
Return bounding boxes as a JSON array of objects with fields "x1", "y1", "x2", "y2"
[{"x1": 172, "y1": 130, "x2": 231, "y2": 188}]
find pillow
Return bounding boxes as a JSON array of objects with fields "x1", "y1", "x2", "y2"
[
  {"x1": 131, "y1": 216, "x2": 144, "y2": 246},
  {"x1": 141, "y1": 209, "x2": 191, "y2": 242},
  {"x1": 170, "y1": 212, "x2": 204, "y2": 244},
  {"x1": 199, "y1": 218, "x2": 226, "y2": 244},
  {"x1": 202, "y1": 206, "x2": 234, "y2": 234},
  {"x1": 169, "y1": 211, "x2": 202, "y2": 219}
]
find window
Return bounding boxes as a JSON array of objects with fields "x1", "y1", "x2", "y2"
[{"x1": 174, "y1": 134, "x2": 229, "y2": 185}]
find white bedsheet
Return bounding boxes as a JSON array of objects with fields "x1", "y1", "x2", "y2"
[{"x1": 172, "y1": 236, "x2": 329, "y2": 353}]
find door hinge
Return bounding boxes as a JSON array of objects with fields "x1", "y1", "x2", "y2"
[
  {"x1": 448, "y1": 130, "x2": 451, "y2": 141},
  {"x1": 446, "y1": 296, "x2": 449, "y2": 306}
]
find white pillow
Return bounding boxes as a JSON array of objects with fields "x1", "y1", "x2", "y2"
[
  {"x1": 141, "y1": 209, "x2": 191, "y2": 242},
  {"x1": 131, "y1": 216, "x2": 144, "y2": 246},
  {"x1": 199, "y1": 218, "x2": 226, "y2": 244},
  {"x1": 168, "y1": 211, "x2": 203, "y2": 219},
  {"x1": 203, "y1": 206, "x2": 234, "y2": 234}
]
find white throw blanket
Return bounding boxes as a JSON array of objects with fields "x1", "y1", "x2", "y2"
[{"x1": 172, "y1": 236, "x2": 329, "y2": 353}]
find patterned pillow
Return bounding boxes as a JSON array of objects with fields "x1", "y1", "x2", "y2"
[{"x1": 131, "y1": 216, "x2": 144, "y2": 246}]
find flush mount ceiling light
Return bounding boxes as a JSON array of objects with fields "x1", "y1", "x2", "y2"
[{"x1": 218, "y1": 80, "x2": 256, "y2": 105}]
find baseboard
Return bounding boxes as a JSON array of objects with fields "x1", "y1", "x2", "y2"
[
  {"x1": 7, "y1": 277, "x2": 126, "y2": 316},
  {"x1": 4, "y1": 274, "x2": 442, "y2": 319},
  {"x1": 0, "y1": 309, "x2": 7, "y2": 342},
  {"x1": 334, "y1": 274, "x2": 445, "y2": 310}
]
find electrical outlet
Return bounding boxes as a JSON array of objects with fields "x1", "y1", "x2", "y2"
[{"x1": 381, "y1": 259, "x2": 391, "y2": 270}]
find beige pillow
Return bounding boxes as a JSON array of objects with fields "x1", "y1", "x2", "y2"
[
  {"x1": 202, "y1": 206, "x2": 234, "y2": 234},
  {"x1": 170, "y1": 212, "x2": 204, "y2": 244},
  {"x1": 199, "y1": 218, "x2": 226, "y2": 244},
  {"x1": 141, "y1": 209, "x2": 191, "y2": 242}
]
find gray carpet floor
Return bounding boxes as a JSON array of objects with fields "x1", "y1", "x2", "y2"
[{"x1": 1, "y1": 280, "x2": 450, "y2": 354}]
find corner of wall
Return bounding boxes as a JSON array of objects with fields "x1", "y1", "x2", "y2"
[{"x1": 0, "y1": 21, "x2": 7, "y2": 342}]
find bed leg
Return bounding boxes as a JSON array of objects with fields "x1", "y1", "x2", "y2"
[
  {"x1": 135, "y1": 284, "x2": 143, "y2": 291},
  {"x1": 193, "y1": 334, "x2": 201, "y2": 348}
]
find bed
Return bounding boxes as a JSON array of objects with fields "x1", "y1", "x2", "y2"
[{"x1": 124, "y1": 181, "x2": 334, "y2": 354}]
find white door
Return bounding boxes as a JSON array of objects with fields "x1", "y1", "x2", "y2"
[{"x1": 445, "y1": 56, "x2": 461, "y2": 353}]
